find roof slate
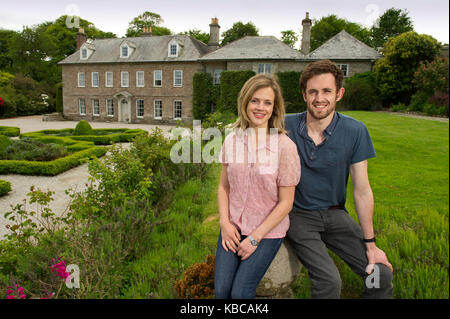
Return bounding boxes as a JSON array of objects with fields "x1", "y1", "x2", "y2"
[
  {"x1": 58, "y1": 35, "x2": 210, "y2": 64},
  {"x1": 305, "y1": 30, "x2": 382, "y2": 60},
  {"x1": 198, "y1": 36, "x2": 305, "y2": 61}
]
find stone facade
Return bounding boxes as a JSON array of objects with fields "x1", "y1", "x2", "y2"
[{"x1": 62, "y1": 62, "x2": 202, "y2": 124}]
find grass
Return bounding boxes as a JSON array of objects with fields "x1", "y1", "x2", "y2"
[
  {"x1": 291, "y1": 111, "x2": 449, "y2": 299},
  {"x1": 122, "y1": 111, "x2": 449, "y2": 299},
  {"x1": 120, "y1": 164, "x2": 221, "y2": 299}
]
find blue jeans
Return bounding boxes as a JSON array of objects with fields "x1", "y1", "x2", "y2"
[{"x1": 214, "y1": 231, "x2": 283, "y2": 299}]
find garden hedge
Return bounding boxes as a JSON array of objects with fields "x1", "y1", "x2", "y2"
[
  {"x1": 275, "y1": 71, "x2": 306, "y2": 113},
  {"x1": 0, "y1": 146, "x2": 107, "y2": 176},
  {"x1": 218, "y1": 70, "x2": 255, "y2": 114},
  {"x1": 0, "y1": 127, "x2": 147, "y2": 175},
  {"x1": 0, "y1": 126, "x2": 20, "y2": 137}
]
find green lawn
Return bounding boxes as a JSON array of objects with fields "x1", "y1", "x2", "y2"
[
  {"x1": 292, "y1": 111, "x2": 449, "y2": 298},
  {"x1": 125, "y1": 111, "x2": 449, "y2": 299}
]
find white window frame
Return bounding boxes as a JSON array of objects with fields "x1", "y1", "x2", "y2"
[
  {"x1": 173, "y1": 70, "x2": 183, "y2": 87},
  {"x1": 257, "y1": 63, "x2": 272, "y2": 74},
  {"x1": 168, "y1": 41, "x2": 179, "y2": 58},
  {"x1": 173, "y1": 100, "x2": 182, "y2": 120},
  {"x1": 79, "y1": 98, "x2": 86, "y2": 115},
  {"x1": 92, "y1": 99, "x2": 100, "y2": 116},
  {"x1": 154, "y1": 100, "x2": 162, "y2": 120},
  {"x1": 154, "y1": 70, "x2": 162, "y2": 87},
  {"x1": 136, "y1": 99, "x2": 144, "y2": 118},
  {"x1": 91, "y1": 72, "x2": 99, "y2": 87},
  {"x1": 105, "y1": 72, "x2": 113, "y2": 87},
  {"x1": 337, "y1": 64, "x2": 349, "y2": 77},
  {"x1": 81, "y1": 48, "x2": 88, "y2": 60},
  {"x1": 78, "y1": 72, "x2": 85, "y2": 87},
  {"x1": 106, "y1": 99, "x2": 114, "y2": 117},
  {"x1": 120, "y1": 44, "x2": 129, "y2": 58},
  {"x1": 121, "y1": 71, "x2": 129, "y2": 88},
  {"x1": 136, "y1": 71, "x2": 145, "y2": 87}
]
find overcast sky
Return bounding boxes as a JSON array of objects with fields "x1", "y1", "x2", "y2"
[{"x1": 1, "y1": 0, "x2": 448, "y2": 45}]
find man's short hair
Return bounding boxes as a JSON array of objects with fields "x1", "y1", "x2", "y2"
[{"x1": 300, "y1": 60, "x2": 344, "y2": 92}]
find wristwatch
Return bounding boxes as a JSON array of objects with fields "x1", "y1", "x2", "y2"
[{"x1": 249, "y1": 235, "x2": 259, "y2": 246}]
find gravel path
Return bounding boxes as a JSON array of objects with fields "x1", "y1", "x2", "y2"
[{"x1": 0, "y1": 115, "x2": 175, "y2": 239}]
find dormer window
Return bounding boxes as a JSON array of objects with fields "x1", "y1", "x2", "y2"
[
  {"x1": 121, "y1": 45, "x2": 129, "y2": 58},
  {"x1": 79, "y1": 43, "x2": 94, "y2": 60},
  {"x1": 168, "y1": 40, "x2": 179, "y2": 58}
]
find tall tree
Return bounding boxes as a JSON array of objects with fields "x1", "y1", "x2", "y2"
[
  {"x1": 371, "y1": 8, "x2": 414, "y2": 49},
  {"x1": 310, "y1": 15, "x2": 372, "y2": 51},
  {"x1": 280, "y1": 30, "x2": 298, "y2": 48},
  {"x1": 126, "y1": 11, "x2": 172, "y2": 37},
  {"x1": 221, "y1": 22, "x2": 259, "y2": 46}
]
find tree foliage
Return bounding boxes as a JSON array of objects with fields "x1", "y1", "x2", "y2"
[
  {"x1": 374, "y1": 31, "x2": 441, "y2": 105},
  {"x1": 126, "y1": 11, "x2": 172, "y2": 37},
  {"x1": 371, "y1": 8, "x2": 414, "y2": 49},
  {"x1": 221, "y1": 22, "x2": 259, "y2": 46},
  {"x1": 280, "y1": 30, "x2": 298, "y2": 48},
  {"x1": 310, "y1": 15, "x2": 372, "y2": 51},
  {"x1": 181, "y1": 29, "x2": 210, "y2": 44}
]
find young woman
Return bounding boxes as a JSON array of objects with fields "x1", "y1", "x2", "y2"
[{"x1": 214, "y1": 74, "x2": 301, "y2": 299}]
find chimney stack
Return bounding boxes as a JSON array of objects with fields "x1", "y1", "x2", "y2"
[
  {"x1": 301, "y1": 12, "x2": 312, "y2": 54},
  {"x1": 208, "y1": 18, "x2": 220, "y2": 48},
  {"x1": 141, "y1": 26, "x2": 153, "y2": 37},
  {"x1": 76, "y1": 27, "x2": 87, "y2": 50}
]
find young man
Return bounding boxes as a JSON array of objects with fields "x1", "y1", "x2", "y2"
[{"x1": 285, "y1": 60, "x2": 393, "y2": 299}]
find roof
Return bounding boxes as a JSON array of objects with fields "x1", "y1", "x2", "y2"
[
  {"x1": 305, "y1": 30, "x2": 382, "y2": 60},
  {"x1": 199, "y1": 36, "x2": 305, "y2": 61},
  {"x1": 58, "y1": 35, "x2": 211, "y2": 64}
]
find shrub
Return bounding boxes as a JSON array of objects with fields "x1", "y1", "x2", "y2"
[
  {"x1": 74, "y1": 120, "x2": 93, "y2": 136},
  {"x1": 202, "y1": 110, "x2": 237, "y2": 132},
  {"x1": 408, "y1": 91, "x2": 430, "y2": 112},
  {"x1": 0, "y1": 134, "x2": 12, "y2": 153},
  {"x1": 276, "y1": 71, "x2": 306, "y2": 113},
  {"x1": 0, "y1": 126, "x2": 20, "y2": 137},
  {"x1": 341, "y1": 72, "x2": 382, "y2": 110},
  {"x1": 428, "y1": 91, "x2": 449, "y2": 117},
  {"x1": 175, "y1": 255, "x2": 215, "y2": 299},
  {"x1": 193, "y1": 72, "x2": 215, "y2": 121},
  {"x1": 218, "y1": 70, "x2": 255, "y2": 114},
  {"x1": 55, "y1": 83, "x2": 63, "y2": 113},
  {"x1": 413, "y1": 57, "x2": 449, "y2": 95},
  {"x1": 0, "y1": 179, "x2": 11, "y2": 196}
]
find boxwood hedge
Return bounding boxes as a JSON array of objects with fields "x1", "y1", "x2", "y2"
[
  {"x1": 1, "y1": 127, "x2": 147, "y2": 175},
  {"x1": 0, "y1": 126, "x2": 20, "y2": 137},
  {"x1": 0, "y1": 179, "x2": 11, "y2": 196}
]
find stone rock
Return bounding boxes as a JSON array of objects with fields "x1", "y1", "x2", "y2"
[{"x1": 256, "y1": 239, "x2": 302, "y2": 298}]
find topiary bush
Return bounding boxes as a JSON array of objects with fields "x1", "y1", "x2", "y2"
[
  {"x1": 0, "y1": 126, "x2": 20, "y2": 137},
  {"x1": 175, "y1": 255, "x2": 215, "y2": 299},
  {"x1": 218, "y1": 70, "x2": 255, "y2": 114},
  {"x1": 74, "y1": 120, "x2": 93, "y2": 136},
  {"x1": 0, "y1": 179, "x2": 11, "y2": 196}
]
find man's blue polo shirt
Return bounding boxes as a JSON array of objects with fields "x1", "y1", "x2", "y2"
[{"x1": 285, "y1": 112, "x2": 376, "y2": 211}]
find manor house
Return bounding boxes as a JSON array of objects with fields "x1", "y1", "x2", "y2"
[{"x1": 58, "y1": 13, "x2": 382, "y2": 124}]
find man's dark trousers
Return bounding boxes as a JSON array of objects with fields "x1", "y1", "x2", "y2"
[{"x1": 287, "y1": 208, "x2": 393, "y2": 299}]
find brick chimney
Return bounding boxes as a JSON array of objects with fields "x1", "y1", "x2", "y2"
[
  {"x1": 301, "y1": 12, "x2": 312, "y2": 54},
  {"x1": 208, "y1": 18, "x2": 220, "y2": 48},
  {"x1": 76, "y1": 27, "x2": 87, "y2": 50},
  {"x1": 141, "y1": 26, "x2": 153, "y2": 37}
]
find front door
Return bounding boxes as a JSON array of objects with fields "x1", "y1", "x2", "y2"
[{"x1": 120, "y1": 99, "x2": 131, "y2": 123}]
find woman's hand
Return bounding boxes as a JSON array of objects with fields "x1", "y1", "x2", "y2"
[
  {"x1": 221, "y1": 221, "x2": 241, "y2": 253},
  {"x1": 237, "y1": 237, "x2": 257, "y2": 260}
]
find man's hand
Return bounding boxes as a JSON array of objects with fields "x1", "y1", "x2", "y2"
[{"x1": 365, "y1": 243, "x2": 393, "y2": 274}]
